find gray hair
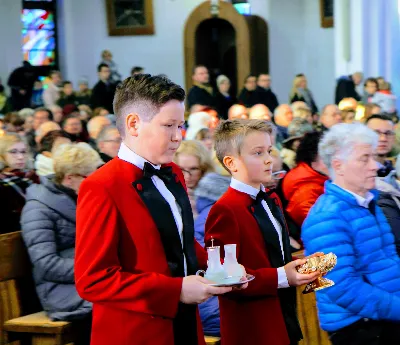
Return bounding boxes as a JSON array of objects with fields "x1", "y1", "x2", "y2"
[
  {"x1": 18, "y1": 108, "x2": 35, "y2": 119},
  {"x1": 96, "y1": 125, "x2": 119, "y2": 145},
  {"x1": 319, "y1": 123, "x2": 379, "y2": 178}
]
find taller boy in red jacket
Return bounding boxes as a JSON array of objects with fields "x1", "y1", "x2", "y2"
[
  {"x1": 205, "y1": 119, "x2": 320, "y2": 345},
  {"x1": 75, "y1": 75, "x2": 232, "y2": 345}
]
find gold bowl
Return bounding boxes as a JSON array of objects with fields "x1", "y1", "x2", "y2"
[{"x1": 296, "y1": 252, "x2": 337, "y2": 294}]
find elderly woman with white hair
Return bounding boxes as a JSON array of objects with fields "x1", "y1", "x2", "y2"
[
  {"x1": 302, "y1": 123, "x2": 400, "y2": 345},
  {"x1": 21, "y1": 143, "x2": 103, "y2": 330},
  {"x1": 215, "y1": 74, "x2": 236, "y2": 120}
]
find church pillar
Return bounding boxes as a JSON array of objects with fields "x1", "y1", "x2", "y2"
[{"x1": 334, "y1": 0, "x2": 398, "y2": 86}]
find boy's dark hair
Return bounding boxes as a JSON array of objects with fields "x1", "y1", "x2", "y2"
[
  {"x1": 39, "y1": 130, "x2": 70, "y2": 153},
  {"x1": 113, "y1": 74, "x2": 185, "y2": 137},
  {"x1": 131, "y1": 66, "x2": 144, "y2": 75},
  {"x1": 62, "y1": 80, "x2": 72, "y2": 87},
  {"x1": 34, "y1": 107, "x2": 54, "y2": 121},
  {"x1": 365, "y1": 113, "x2": 393, "y2": 124},
  {"x1": 364, "y1": 77, "x2": 379, "y2": 89},
  {"x1": 97, "y1": 63, "x2": 109, "y2": 73},
  {"x1": 295, "y1": 131, "x2": 323, "y2": 166}
]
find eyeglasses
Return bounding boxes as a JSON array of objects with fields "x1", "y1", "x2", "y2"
[
  {"x1": 272, "y1": 170, "x2": 287, "y2": 180},
  {"x1": 7, "y1": 150, "x2": 28, "y2": 156},
  {"x1": 374, "y1": 130, "x2": 395, "y2": 138},
  {"x1": 180, "y1": 167, "x2": 201, "y2": 176}
]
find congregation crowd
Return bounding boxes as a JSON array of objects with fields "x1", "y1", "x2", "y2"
[{"x1": 1, "y1": 48, "x2": 400, "y2": 345}]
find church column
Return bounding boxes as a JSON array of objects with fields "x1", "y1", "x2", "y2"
[{"x1": 334, "y1": 0, "x2": 398, "y2": 81}]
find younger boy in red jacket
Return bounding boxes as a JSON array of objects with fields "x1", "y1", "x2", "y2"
[{"x1": 205, "y1": 119, "x2": 320, "y2": 345}]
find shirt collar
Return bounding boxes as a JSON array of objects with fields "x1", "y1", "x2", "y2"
[
  {"x1": 117, "y1": 142, "x2": 161, "y2": 170},
  {"x1": 333, "y1": 183, "x2": 374, "y2": 208},
  {"x1": 230, "y1": 177, "x2": 264, "y2": 200}
]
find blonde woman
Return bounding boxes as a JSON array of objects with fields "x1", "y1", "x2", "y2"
[
  {"x1": 289, "y1": 74, "x2": 318, "y2": 114},
  {"x1": 173, "y1": 140, "x2": 214, "y2": 217},
  {"x1": 0, "y1": 134, "x2": 38, "y2": 234},
  {"x1": 21, "y1": 143, "x2": 102, "y2": 328}
]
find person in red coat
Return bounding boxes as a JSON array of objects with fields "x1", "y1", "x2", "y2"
[
  {"x1": 282, "y1": 132, "x2": 329, "y2": 228},
  {"x1": 205, "y1": 119, "x2": 320, "y2": 345},
  {"x1": 75, "y1": 74, "x2": 233, "y2": 345}
]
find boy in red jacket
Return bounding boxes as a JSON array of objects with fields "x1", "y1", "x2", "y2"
[
  {"x1": 205, "y1": 119, "x2": 320, "y2": 345},
  {"x1": 75, "y1": 74, "x2": 232, "y2": 345}
]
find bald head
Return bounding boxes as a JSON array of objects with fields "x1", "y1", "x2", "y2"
[
  {"x1": 320, "y1": 104, "x2": 342, "y2": 129},
  {"x1": 35, "y1": 121, "x2": 61, "y2": 144},
  {"x1": 228, "y1": 104, "x2": 248, "y2": 120},
  {"x1": 274, "y1": 104, "x2": 293, "y2": 128},
  {"x1": 249, "y1": 104, "x2": 271, "y2": 121},
  {"x1": 87, "y1": 116, "x2": 112, "y2": 139}
]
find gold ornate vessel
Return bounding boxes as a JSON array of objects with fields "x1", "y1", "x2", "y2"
[{"x1": 296, "y1": 252, "x2": 337, "y2": 294}]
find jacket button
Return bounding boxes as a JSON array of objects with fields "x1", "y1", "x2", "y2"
[
  {"x1": 136, "y1": 183, "x2": 143, "y2": 191},
  {"x1": 250, "y1": 206, "x2": 255, "y2": 213}
]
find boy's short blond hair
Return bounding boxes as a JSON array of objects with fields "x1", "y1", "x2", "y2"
[{"x1": 214, "y1": 119, "x2": 273, "y2": 171}]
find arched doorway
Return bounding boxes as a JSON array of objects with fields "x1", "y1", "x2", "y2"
[
  {"x1": 184, "y1": 1, "x2": 251, "y2": 95},
  {"x1": 195, "y1": 18, "x2": 237, "y2": 93}
]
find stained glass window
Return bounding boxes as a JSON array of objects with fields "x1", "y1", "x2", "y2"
[{"x1": 21, "y1": 6, "x2": 57, "y2": 66}]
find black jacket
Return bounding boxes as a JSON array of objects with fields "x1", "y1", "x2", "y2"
[
  {"x1": 187, "y1": 85, "x2": 216, "y2": 109},
  {"x1": 90, "y1": 80, "x2": 116, "y2": 113},
  {"x1": 335, "y1": 75, "x2": 361, "y2": 104},
  {"x1": 238, "y1": 88, "x2": 263, "y2": 108},
  {"x1": 215, "y1": 92, "x2": 236, "y2": 120},
  {"x1": 289, "y1": 92, "x2": 318, "y2": 114},
  {"x1": 257, "y1": 86, "x2": 279, "y2": 112}
]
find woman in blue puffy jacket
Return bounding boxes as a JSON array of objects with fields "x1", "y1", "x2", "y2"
[{"x1": 302, "y1": 124, "x2": 400, "y2": 345}]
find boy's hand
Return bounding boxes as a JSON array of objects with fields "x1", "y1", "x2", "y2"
[
  {"x1": 180, "y1": 275, "x2": 232, "y2": 304},
  {"x1": 284, "y1": 259, "x2": 321, "y2": 287}
]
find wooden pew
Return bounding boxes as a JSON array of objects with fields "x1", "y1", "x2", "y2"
[
  {"x1": 0, "y1": 231, "x2": 79, "y2": 345},
  {"x1": 294, "y1": 250, "x2": 331, "y2": 345},
  {"x1": 0, "y1": 231, "x2": 220, "y2": 345}
]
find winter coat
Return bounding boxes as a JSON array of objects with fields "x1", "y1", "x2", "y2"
[
  {"x1": 376, "y1": 178, "x2": 400, "y2": 256},
  {"x1": 302, "y1": 181, "x2": 400, "y2": 332},
  {"x1": 21, "y1": 176, "x2": 92, "y2": 321},
  {"x1": 194, "y1": 173, "x2": 230, "y2": 336},
  {"x1": 282, "y1": 162, "x2": 328, "y2": 227}
]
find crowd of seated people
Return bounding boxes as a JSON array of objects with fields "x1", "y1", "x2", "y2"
[{"x1": 1, "y1": 56, "x2": 400, "y2": 345}]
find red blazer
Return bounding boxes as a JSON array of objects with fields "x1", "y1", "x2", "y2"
[
  {"x1": 205, "y1": 187, "x2": 291, "y2": 345},
  {"x1": 75, "y1": 158, "x2": 207, "y2": 345}
]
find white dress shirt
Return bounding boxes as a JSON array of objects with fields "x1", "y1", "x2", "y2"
[
  {"x1": 118, "y1": 143, "x2": 187, "y2": 275},
  {"x1": 230, "y1": 178, "x2": 290, "y2": 289},
  {"x1": 333, "y1": 183, "x2": 375, "y2": 208}
]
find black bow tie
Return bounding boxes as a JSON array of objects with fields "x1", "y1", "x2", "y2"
[
  {"x1": 143, "y1": 162, "x2": 173, "y2": 183},
  {"x1": 256, "y1": 190, "x2": 268, "y2": 204}
]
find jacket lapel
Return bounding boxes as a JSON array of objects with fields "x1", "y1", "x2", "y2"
[
  {"x1": 251, "y1": 201, "x2": 285, "y2": 268},
  {"x1": 132, "y1": 178, "x2": 185, "y2": 277},
  {"x1": 165, "y1": 177, "x2": 198, "y2": 276},
  {"x1": 265, "y1": 197, "x2": 292, "y2": 264}
]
